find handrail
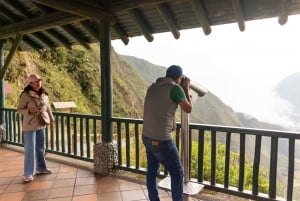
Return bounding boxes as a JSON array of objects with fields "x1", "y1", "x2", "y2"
[{"x1": 1, "y1": 108, "x2": 299, "y2": 201}]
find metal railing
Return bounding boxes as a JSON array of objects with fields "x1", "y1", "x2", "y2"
[{"x1": 1, "y1": 108, "x2": 299, "y2": 201}]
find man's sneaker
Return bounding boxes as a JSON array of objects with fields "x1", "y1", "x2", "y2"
[
  {"x1": 36, "y1": 168, "x2": 52, "y2": 174},
  {"x1": 23, "y1": 175, "x2": 33, "y2": 182}
]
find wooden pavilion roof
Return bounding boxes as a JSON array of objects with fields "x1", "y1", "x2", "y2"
[{"x1": 1, "y1": 0, "x2": 300, "y2": 51}]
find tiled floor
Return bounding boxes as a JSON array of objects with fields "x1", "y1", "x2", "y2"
[{"x1": 0, "y1": 147, "x2": 202, "y2": 201}]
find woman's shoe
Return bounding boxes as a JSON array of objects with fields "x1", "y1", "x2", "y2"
[
  {"x1": 23, "y1": 175, "x2": 33, "y2": 182},
  {"x1": 36, "y1": 168, "x2": 52, "y2": 174}
]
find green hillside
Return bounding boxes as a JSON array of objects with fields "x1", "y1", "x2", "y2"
[{"x1": 4, "y1": 44, "x2": 147, "y2": 118}]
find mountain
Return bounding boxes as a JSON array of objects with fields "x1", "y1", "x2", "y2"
[
  {"x1": 276, "y1": 71, "x2": 300, "y2": 126},
  {"x1": 121, "y1": 55, "x2": 287, "y2": 130}
]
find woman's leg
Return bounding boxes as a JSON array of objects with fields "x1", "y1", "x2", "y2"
[
  {"x1": 23, "y1": 131, "x2": 36, "y2": 176},
  {"x1": 35, "y1": 128, "x2": 47, "y2": 171}
]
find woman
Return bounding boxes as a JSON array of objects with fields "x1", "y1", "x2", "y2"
[{"x1": 17, "y1": 73, "x2": 55, "y2": 182}]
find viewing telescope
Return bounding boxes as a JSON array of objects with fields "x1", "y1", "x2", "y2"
[
  {"x1": 181, "y1": 77, "x2": 208, "y2": 98},
  {"x1": 190, "y1": 80, "x2": 208, "y2": 97}
]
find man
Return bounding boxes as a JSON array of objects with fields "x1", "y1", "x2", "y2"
[{"x1": 142, "y1": 65, "x2": 192, "y2": 201}]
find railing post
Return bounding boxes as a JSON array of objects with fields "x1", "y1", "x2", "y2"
[{"x1": 0, "y1": 40, "x2": 5, "y2": 124}]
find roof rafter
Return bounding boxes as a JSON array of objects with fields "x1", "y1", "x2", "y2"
[
  {"x1": 128, "y1": 8, "x2": 153, "y2": 42},
  {"x1": 23, "y1": 35, "x2": 44, "y2": 50},
  {"x1": 3, "y1": 0, "x2": 31, "y2": 19},
  {"x1": 0, "y1": 11, "x2": 85, "y2": 39},
  {"x1": 112, "y1": 22, "x2": 129, "y2": 45},
  {"x1": 232, "y1": 0, "x2": 245, "y2": 32},
  {"x1": 46, "y1": 29, "x2": 72, "y2": 50},
  {"x1": 278, "y1": 0, "x2": 292, "y2": 25},
  {"x1": 188, "y1": 0, "x2": 211, "y2": 35},
  {"x1": 32, "y1": 0, "x2": 113, "y2": 20},
  {"x1": 156, "y1": 3, "x2": 180, "y2": 39},
  {"x1": 80, "y1": 20, "x2": 99, "y2": 41},
  {"x1": 32, "y1": 32, "x2": 56, "y2": 50},
  {"x1": 61, "y1": 25, "x2": 91, "y2": 50},
  {"x1": 108, "y1": 0, "x2": 172, "y2": 12}
]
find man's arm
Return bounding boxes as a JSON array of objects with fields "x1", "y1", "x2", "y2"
[
  {"x1": 180, "y1": 77, "x2": 192, "y2": 113},
  {"x1": 179, "y1": 99, "x2": 192, "y2": 113}
]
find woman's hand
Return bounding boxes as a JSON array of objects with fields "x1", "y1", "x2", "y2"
[
  {"x1": 50, "y1": 122, "x2": 54, "y2": 130},
  {"x1": 29, "y1": 107, "x2": 41, "y2": 114}
]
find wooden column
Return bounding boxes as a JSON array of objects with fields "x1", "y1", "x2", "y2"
[
  {"x1": 99, "y1": 17, "x2": 112, "y2": 143},
  {"x1": 0, "y1": 40, "x2": 4, "y2": 124}
]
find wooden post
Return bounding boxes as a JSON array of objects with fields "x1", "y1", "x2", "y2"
[
  {"x1": 99, "y1": 16, "x2": 113, "y2": 143},
  {"x1": 0, "y1": 40, "x2": 4, "y2": 124}
]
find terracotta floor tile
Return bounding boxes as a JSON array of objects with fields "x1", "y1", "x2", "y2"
[
  {"x1": 5, "y1": 160, "x2": 23, "y2": 166},
  {"x1": 3, "y1": 183, "x2": 28, "y2": 194},
  {"x1": 0, "y1": 170, "x2": 21, "y2": 178},
  {"x1": 52, "y1": 178, "x2": 75, "y2": 188},
  {"x1": 6, "y1": 164, "x2": 23, "y2": 171},
  {"x1": 0, "y1": 192, "x2": 25, "y2": 201},
  {"x1": 98, "y1": 191, "x2": 122, "y2": 201},
  {"x1": 77, "y1": 169, "x2": 95, "y2": 178},
  {"x1": 73, "y1": 184, "x2": 97, "y2": 196},
  {"x1": 119, "y1": 181, "x2": 142, "y2": 191},
  {"x1": 96, "y1": 176, "x2": 121, "y2": 184},
  {"x1": 76, "y1": 177, "x2": 96, "y2": 185},
  {"x1": 0, "y1": 177, "x2": 13, "y2": 185},
  {"x1": 143, "y1": 188, "x2": 170, "y2": 197},
  {"x1": 56, "y1": 171, "x2": 77, "y2": 179},
  {"x1": 34, "y1": 173, "x2": 57, "y2": 181},
  {"x1": 59, "y1": 165, "x2": 78, "y2": 173},
  {"x1": 72, "y1": 194, "x2": 98, "y2": 201},
  {"x1": 0, "y1": 185, "x2": 7, "y2": 194},
  {"x1": 121, "y1": 189, "x2": 147, "y2": 201},
  {"x1": 0, "y1": 148, "x2": 175, "y2": 201},
  {"x1": 12, "y1": 176, "x2": 27, "y2": 184},
  {"x1": 27, "y1": 181, "x2": 53, "y2": 191},
  {"x1": 22, "y1": 189, "x2": 51, "y2": 201},
  {"x1": 98, "y1": 182, "x2": 119, "y2": 193},
  {"x1": 47, "y1": 196, "x2": 72, "y2": 201},
  {"x1": 49, "y1": 186, "x2": 74, "y2": 198}
]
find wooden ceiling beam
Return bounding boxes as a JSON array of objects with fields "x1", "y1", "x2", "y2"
[
  {"x1": 32, "y1": 0, "x2": 112, "y2": 20},
  {"x1": 0, "y1": 11, "x2": 85, "y2": 39},
  {"x1": 108, "y1": 0, "x2": 172, "y2": 12},
  {"x1": 3, "y1": 0, "x2": 31, "y2": 19},
  {"x1": 112, "y1": 22, "x2": 129, "y2": 45},
  {"x1": 61, "y1": 25, "x2": 91, "y2": 50},
  {"x1": 0, "y1": 5, "x2": 16, "y2": 24},
  {"x1": 232, "y1": 0, "x2": 245, "y2": 32},
  {"x1": 156, "y1": 3, "x2": 180, "y2": 39},
  {"x1": 22, "y1": 35, "x2": 44, "y2": 50},
  {"x1": 128, "y1": 9, "x2": 154, "y2": 42},
  {"x1": 80, "y1": 20, "x2": 99, "y2": 41},
  {"x1": 32, "y1": 32, "x2": 56, "y2": 50},
  {"x1": 46, "y1": 29, "x2": 72, "y2": 50},
  {"x1": 188, "y1": 0, "x2": 211, "y2": 35},
  {"x1": 278, "y1": 0, "x2": 292, "y2": 25}
]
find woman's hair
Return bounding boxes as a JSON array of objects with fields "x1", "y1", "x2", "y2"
[{"x1": 23, "y1": 84, "x2": 48, "y2": 96}]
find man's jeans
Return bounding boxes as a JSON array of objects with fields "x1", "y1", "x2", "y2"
[
  {"x1": 142, "y1": 135, "x2": 184, "y2": 201},
  {"x1": 23, "y1": 129, "x2": 47, "y2": 176}
]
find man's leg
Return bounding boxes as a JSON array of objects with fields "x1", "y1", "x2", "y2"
[
  {"x1": 158, "y1": 140, "x2": 184, "y2": 201},
  {"x1": 143, "y1": 136, "x2": 160, "y2": 201}
]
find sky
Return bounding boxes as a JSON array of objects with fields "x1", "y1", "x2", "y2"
[{"x1": 111, "y1": 15, "x2": 300, "y2": 129}]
